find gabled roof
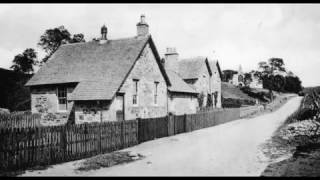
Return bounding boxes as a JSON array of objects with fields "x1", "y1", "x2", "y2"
[
  {"x1": 178, "y1": 57, "x2": 211, "y2": 79},
  {"x1": 26, "y1": 35, "x2": 170, "y2": 101},
  {"x1": 166, "y1": 70, "x2": 198, "y2": 94},
  {"x1": 207, "y1": 59, "x2": 223, "y2": 79}
]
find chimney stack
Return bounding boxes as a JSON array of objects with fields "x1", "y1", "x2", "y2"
[
  {"x1": 164, "y1": 47, "x2": 179, "y2": 73},
  {"x1": 136, "y1": 14, "x2": 149, "y2": 37}
]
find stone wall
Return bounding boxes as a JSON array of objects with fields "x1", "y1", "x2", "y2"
[
  {"x1": 30, "y1": 84, "x2": 76, "y2": 125},
  {"x1": 119, "y1": 43, "x2": 168, "y2": 120},
  {"x1": 210, "y1": 64, "x2": 222, "y2": 108},
  {"x1": 31, "y1": 85, "x2": 75, "y2": 114},
  {"x1": 193, "y1": 66, "x2": 211, "y2": 107},
  {"x1": 240, "y1": 105, "x2": 264, "y2": 118},
  {"x1": 168, "y1": 93, "x2": 198, "y2": 115}
]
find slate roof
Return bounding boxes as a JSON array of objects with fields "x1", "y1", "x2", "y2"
[
  {"x1": 26, "y1": 35, "x2": 170, "y2": 100},
  {"x1": 166, "y1": 70, "x2": 198, "y2": 94},
  {"x1": 178, "y1": 57, "x2": 210, "y2": 79}
]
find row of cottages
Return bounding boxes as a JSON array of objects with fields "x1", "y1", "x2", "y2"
[
  {"x1": 163, "y1": 48, "x2": 222, "y2": 109},
  {"x1": 25, "y1": 15, "x2": 222, "y2": 124}
]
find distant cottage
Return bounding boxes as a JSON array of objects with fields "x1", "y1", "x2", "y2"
[
  {"x1": 163, "y1": 48, "x2": 222, "y2": 109},
  {"x1": 229, "y1": 65, "x2": 245, "y2": 87},
  {"x1": 26, "y1": 15, "x2": 172, "y2": 123}
]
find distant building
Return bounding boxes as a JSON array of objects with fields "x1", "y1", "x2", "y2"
[{"x1": 229, "y1": 65, "x2": 245, "y2": 87}]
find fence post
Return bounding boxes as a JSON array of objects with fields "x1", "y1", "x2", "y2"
[
  {"x1": 60, "y1": 126, "x2": 66, "y2": 161},
  {"x1": 184, "y1": 114, "x2": 187, "y2": 133},
  {"x1": 137, "y1": 118, "x2": 141, "y2": 143}
]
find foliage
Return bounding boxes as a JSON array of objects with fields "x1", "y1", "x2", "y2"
[
  {"x1": 0, "y1": 68, "x2": 32, "y2": 111},
  {"x1": 213, "y1": 91, "x2": 218, "y2": 107},
  {"x1": 10, "y1": 48, "x2": 38, "y2": 74},
  {"x1": 38, "y1": 26, "x2": 86, "y2": 64},
  {"x1": 284, "y1": 76, "x2": 303, "y2": 93},
  {"x1": 241, "y1": 87, "x2": 267, "y2": 102},
  {"x1": 243, "y1": 73, "x2": 252, "y2": 87},
  {"x1": 256, "y1": 57, "x2": 303, "y2": 96},
  {"x1": 206, "y1": 93, "x2": 213, "y2": 107},
  {"x1": 222, "y1": 69, "x2": 237, "y2": 82},
  {"x1": 197, "y1": 92, "x2": 205, "y2": 107}
]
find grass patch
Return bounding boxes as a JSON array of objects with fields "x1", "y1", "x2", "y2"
[{"x1": 76, "y1": 151, "x2": 145, "y2": 172}]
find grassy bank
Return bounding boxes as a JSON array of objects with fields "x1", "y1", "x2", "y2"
[{"x1": 261, "y1": 88, "x2": 320, "y2": 177}]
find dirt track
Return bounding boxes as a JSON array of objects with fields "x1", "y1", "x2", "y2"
[{"x1": 21, "y1": 96, "x2": 303, "y2": 176}]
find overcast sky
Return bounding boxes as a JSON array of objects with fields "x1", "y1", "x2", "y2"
[{"x1": 0, "y1": 4, "x2": 319, "y2": 87}]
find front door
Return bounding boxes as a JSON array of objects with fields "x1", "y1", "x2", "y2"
[{"x1": 116, "y1": 95, "x2": 124, "y2": 121}]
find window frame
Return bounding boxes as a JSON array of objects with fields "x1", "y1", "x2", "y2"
[
  {"x1": 57, "y1": 86, "x2": 68, "y2": 112},
  {"x1": 154, "y1": 81, "x2": 159, "y2": 105},
  {"x1": 132, "y1": 79, "x2": 139, "y2": 105}
]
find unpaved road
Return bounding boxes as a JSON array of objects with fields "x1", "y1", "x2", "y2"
[{"x1": 22, "y1": 96, "x2": 302, "y2": 176}]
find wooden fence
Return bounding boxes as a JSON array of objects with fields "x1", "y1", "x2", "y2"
[
  {"x1": 0, "y1": 108, "x2": 241, "y2": 174},
  {"x1": 0, "y1": 113, "x2": 41, "y2": 129},
  {"x1": 138, "y1": 108, "x2": 240, "y2": 143},
  {"x1": 0, "y1": 120, "x2": 138, "y2": 173}
]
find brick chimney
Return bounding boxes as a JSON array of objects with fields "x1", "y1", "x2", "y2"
[
  {"x1": 136, "y1": 14, "x2": 149, "y2": 37},
  {"x1": 164, "y1": 47, "x2": 179, "y2": 73}
]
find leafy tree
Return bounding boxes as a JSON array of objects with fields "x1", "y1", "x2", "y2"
[
  {"x1": 244, "y1": 72, "x2": 252, "y2": 87},
  {"x1": 222, "y1": 69, "x2": 237, "y2": 82},
  {"x1": 284, "y1": 75, "x2": 302, "y2": 93},
  {"x1": 10, "y1": 48, "x2": 38, "y2": 74},
  {"x1": 206, "y1": 93, "x2": 213, "y2": 107},
  {"x1": 69, "y1": 33, "x2": 85, "y2": 43},
  {"x1": 258, "y1": 58, "x2": 287, "y2": 101},
  {"x1": 38, "y1": 26, "x2": 86, "y2": 64}
]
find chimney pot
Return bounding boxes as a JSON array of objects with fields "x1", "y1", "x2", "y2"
[{"x1": 137, "y1": 14, "x2": 149, "y2": 37}]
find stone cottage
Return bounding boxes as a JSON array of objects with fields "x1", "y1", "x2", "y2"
[
  {"x1": 163, "y1": 48, "x2": 222, "y2": 109},
  {"x1": 25, "y1": 15, "x2": 171, "y2": 124}
]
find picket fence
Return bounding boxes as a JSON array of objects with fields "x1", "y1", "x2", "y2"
[
  {"x1": 0, "y1": 108, "x2": 240, "y2": 174},
  {"x1": 0, "y1": 113, "x2": 41, "y2": 129}
]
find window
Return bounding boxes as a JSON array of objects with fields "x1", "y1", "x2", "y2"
[
  {"x1": 57, "y1": 87, "x2": 67, "y2": 111},
  {"x1": 154, "y1": 81, "x2": 159, "y2": 105},
  {"x1": 133, "y1": 79, "x2": 139, "y2": 105}
]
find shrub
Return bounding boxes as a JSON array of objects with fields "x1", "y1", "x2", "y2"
[{"x1": 295, "y1": 108, "x2": 318, "y2": 121}]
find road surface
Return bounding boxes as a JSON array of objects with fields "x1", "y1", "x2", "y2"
[{"x1": 22, "y1": 96, "x2": 302, "y2": 176}]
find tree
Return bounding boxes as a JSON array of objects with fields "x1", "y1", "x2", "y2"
[
  {"x1": 269, "y1": 58, "x2": 286, "y2": 73},
  {"x1": 244, "y1": 72, "x2": 252, "y2": 87},
  {"x1": 10, "y1": 48, "x2": 38, "y2": 74},
  {"x1": 258, "y1": 58, "x2": 287, "y2": 101},
  {"x1": 69, "y1": 33, "x2": 85, "y2": 43},
  {"x1": 38, "y1": 26, "x2": 86, "y2": 64},
  {"x1": 222, "y1": 69, "x2": 237, "y2": 82},
  {"x1": 284, "y1": 76, "x2": 302, "y2": 93}
]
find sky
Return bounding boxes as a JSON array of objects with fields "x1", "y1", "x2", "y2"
[{"x1": 0, "y1": 4, "x2": 319, "y2": 87}]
